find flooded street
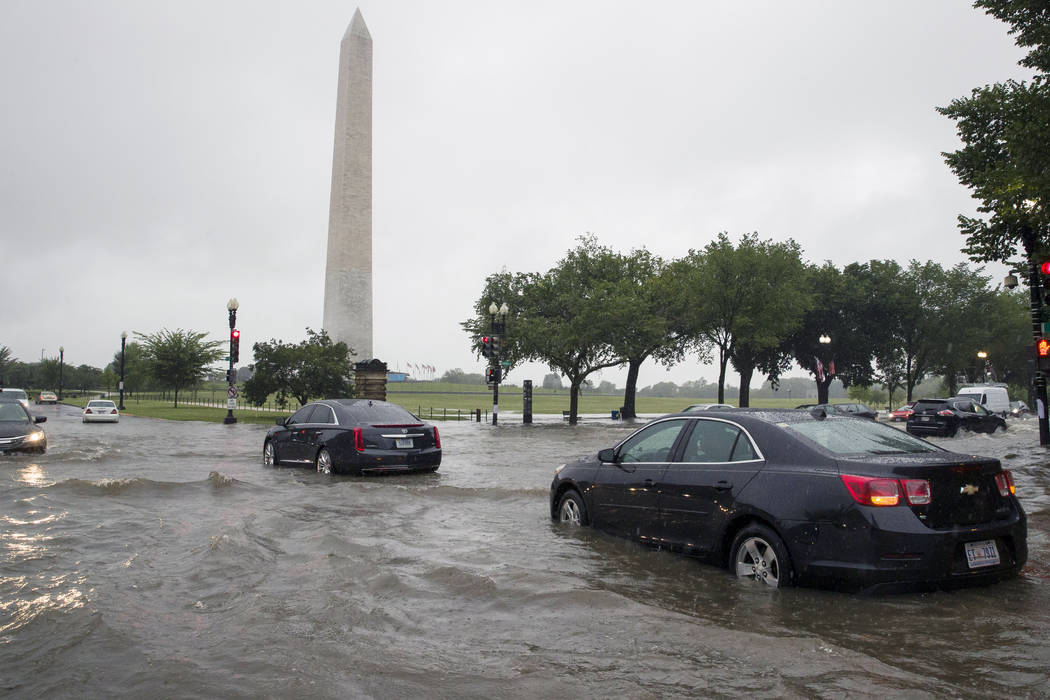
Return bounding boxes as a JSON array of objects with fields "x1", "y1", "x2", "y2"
[{"x1": 3, "y1": 404, "x2": 1050, "y2": 698}]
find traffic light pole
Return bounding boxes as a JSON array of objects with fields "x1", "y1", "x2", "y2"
[
  {"x1": 1027, "y1": 261, "x2": 1050, "y2": 445},
  {"x1": 224, "y1": 305, "x2": 237, "y2": 425}
]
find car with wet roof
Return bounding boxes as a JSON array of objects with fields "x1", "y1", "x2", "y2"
[
  {"x1": 263, "y1": 399, "x2": 441, "y2": 475},
  {"x1": 550, "y1": 408, "x2": 1026, "y2": 593}
]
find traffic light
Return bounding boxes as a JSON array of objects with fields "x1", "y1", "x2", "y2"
[
  {"x1": 480, "y1": 336, "x2": 493, "y2": 358},
  {"x1": 226, "y1": 368, "x2": 235, "y2": 384},
  {"x1": 492, "y1": 335, "x2": 502, "y2": 357},
  {"x1": 486, "y1": 366, "x2": 501, "y2": 385},
  {"x1": 230, "y1": 329, "x2": 241, "y2": 363}
]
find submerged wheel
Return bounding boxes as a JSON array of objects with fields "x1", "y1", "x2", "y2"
[
  {"x1": 263, "y1": 440, "x2": 278, "y2": 466},
  {"x1": 557, "y1": 490, "x2": 588, "y2": 526},
  {"x1": 730, "y1": 524, "x2": 792, "y2": 589},
  {"x1": 316, "y1": 447, "x2": 332, "y2": 475}
]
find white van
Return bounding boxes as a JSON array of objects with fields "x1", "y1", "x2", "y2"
[{"x1": 957, "y1": 385, "x2": 1010, "y2": 416}]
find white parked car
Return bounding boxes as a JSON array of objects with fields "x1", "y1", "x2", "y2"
[{"x1": 83, "y1": 399, "x2": 119, "y2": 423}]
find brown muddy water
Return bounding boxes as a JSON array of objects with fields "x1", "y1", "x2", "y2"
[{"x1": 2, "y1": 404, "x2": 1049, "y2": 698}]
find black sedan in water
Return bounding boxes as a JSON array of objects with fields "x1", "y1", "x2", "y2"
[
  {"x1": 0, "y1": 397, "x2": 47, "y2": 454},
  {"x1": 906, "y1": 397, "x2": 1007, "y2": 438},
  {"x1": 550, "y1": 409, "x2": 1026, "y2": 593},
  {"x1": 264, "y1": 399, "x2": 441, "y2": 475}
]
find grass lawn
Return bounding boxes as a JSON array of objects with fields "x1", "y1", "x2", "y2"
[{"x1": 60, "y1": 386, "x2": 810, "y2": 423}]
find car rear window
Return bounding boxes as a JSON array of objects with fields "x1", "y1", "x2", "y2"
[
  {"x1": 344, "y1": 402, "x2": 421, "y2": 425},
  {"x1": 784, "y1": 418, "x2": 940, "y2": 455},
  {"x1": 87, "y1": 401, "x2": 115, "y2": 408}
]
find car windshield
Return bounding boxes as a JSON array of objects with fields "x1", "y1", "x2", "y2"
[
  {"x1": 0, "y1": 403, "x2": 29, "y2": 422},
  {"x1": 784, "y1": 418, "x2": 940, "y2": 455}
]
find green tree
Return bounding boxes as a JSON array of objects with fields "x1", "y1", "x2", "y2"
[
  {"x1": 0, "y1": 345, "x2": 12, "y2": 384},
  {"x1": 466, "y1": 241, "x2": 623, "y2": 424},
  {"x1": 542, "y1": 373, "x2": 563, "y2": 390},
  {"x1": 726, "y1": 238, "x2": 810, "y2": 407},
  {"x1": 673, "y1": 232, "x2": 807, "y2": 405},
  {"x1": 136, "y1": 328, "x2": 225, "y2": 407},
  {"x1": 243, "y1": 328, "x2": 354, "y2": 407},
  {"x1": 787, "y1": 263, "x2": 880, "y2": 404},
  {"x1": 108, "y1": 341, "x2": 152, "y2": 394}
]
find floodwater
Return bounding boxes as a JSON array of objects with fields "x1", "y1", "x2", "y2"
[{"x1": 2, "y1": 404, "x2": 1050, "y2": 698}]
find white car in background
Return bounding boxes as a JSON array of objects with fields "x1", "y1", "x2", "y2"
[
  {"x1": 83, "y1": 399, "x2": 119, "y2": 423},
  {"x1": 0, "y1": 388, "x2": 30, "y2": 410}
]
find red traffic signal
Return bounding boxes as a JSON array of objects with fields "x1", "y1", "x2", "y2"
[
  {"x1": 230, "y1": 329, "x2": 241, "y2": 363},
  {"x1": 1041, "y1": 261, "x2": 1050, "y2": 275},
  {"x1": 1038, "y1": 338, "x2": 1050, "y2": 358},
  {"x1": 480, "y1": 336, "x2": 493, "y2": 358}
]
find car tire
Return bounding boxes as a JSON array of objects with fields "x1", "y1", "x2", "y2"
[
  {"x1": 556, "y1": 489, "x2": 588, "y2": 526},
  {"x1": 263, "y1": 440, "x2": 279, "y2": 466},
  {"x1": 316, "y1": 447, "x2": 333, "y2": 475},
  {"x1": 730, "y1": 523, "x2": 793, "y2": 589}
]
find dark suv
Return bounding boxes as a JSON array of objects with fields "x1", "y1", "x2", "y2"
[{"x1": 906, "y1": 397, "x2": 1007, "y2": 437}]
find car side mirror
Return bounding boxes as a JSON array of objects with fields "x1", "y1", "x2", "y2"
[
  {"x1": 598, "y1": 448, "x2": 617, "y2": 463},
  {"x1": 276, "y1": 417, "x2": 288, "y2": 426},
  {"x1": 34, "y1": 416, "x2": 46, "y2": 424}
]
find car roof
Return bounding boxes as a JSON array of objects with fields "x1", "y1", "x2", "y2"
[{"x1": 0, "y1": 395, "x2": 24, "y2": 403}]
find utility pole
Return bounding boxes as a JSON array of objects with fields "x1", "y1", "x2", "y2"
[
  {"x1": 224, "y1": 298, "x2": 240, "y2": 425},
  {"x1": 487, "y1": 302, "x2": 509, "y2": 425}
]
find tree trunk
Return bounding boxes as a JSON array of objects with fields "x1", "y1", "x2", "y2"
[
  {"x1": 737, "y1": 365, "x2": 754, "y2": 407},
  {"x1": 621, "y1": 358, "x2": 642, "y2": 418},
  {"x1": 717, "y1": 348, "x2": 729, "y2": 404},
  {"x1": 568, "y1": 380, "x2": 580, "y2": 425},
  {"x1": 174, "y1": 387, "x2": 179, "y2": 408}
]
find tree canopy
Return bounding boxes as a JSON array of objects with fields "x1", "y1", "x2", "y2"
[
  {"x1": 135, "y1": 329, "x2": 225, "y2": 407},
  {"x1": 243, "y1": 328, "x2": 354, "y2": 408}
]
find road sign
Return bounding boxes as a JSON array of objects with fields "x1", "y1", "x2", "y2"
[
  {"x1": 500, "y1": 361, "x2": 511, "y2": 367},
  {"x1": 227, "y1": 398, "x2": 237, "y2": 409},
  {"x1": 227, "y1": 386, "x2": 239, "y2": 399}
]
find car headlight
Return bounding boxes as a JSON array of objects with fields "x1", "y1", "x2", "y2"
[{"x1": 25, "y1": 431, "x2": 44, "y2": 443}]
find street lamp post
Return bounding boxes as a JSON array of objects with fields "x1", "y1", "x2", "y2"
[
  {"x1": 224, "y1": 298, "x2": 239, "y2": 425},
  {"x1": 488, "y1": 302, "x2": 508, "y2": 425},
  {"x1": 58, "y1": 346, "x2": 64, "y2": 401},
  {"x1": 119, "y1": 331, "x2": 128, "y2": 410}
]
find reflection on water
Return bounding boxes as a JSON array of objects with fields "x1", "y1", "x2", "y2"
[{"x1": 0, "y1": 405, "x2": 1047, "y2": 698}]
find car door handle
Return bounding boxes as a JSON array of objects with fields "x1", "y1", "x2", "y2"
[{"x1": 715, "y1": 480, "x2": 733, "y2": 491}]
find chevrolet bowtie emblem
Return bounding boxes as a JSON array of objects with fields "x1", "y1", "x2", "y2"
[{"x1": 960, "y1": 484, "x2": 979, "y2": 496}]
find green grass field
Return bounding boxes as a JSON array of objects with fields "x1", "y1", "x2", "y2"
[{"x1": 61, "y1": 385, "x2": 807, "y2": 423}]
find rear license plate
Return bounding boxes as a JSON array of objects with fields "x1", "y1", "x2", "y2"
[
  {"x1": 395, "y1": 438, "x2": 413, "y2": 449},
  {"x1": 965, "y1": 539, "x2": 1000, "y2": 568},
  {"x1": 921, "y1": 416, "x2": 930, "y2": 422}
]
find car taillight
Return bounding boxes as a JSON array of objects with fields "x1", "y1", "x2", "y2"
[
  {"x1": 352, "y1": 427, "x2": 364, "y2": 451},
  {"x1": 85, "y1": 409, "x2": 92, "y2": 414},
  {"x1": 901, "y1": 478, "x2": 931, "y2": 505},
  {"x1": 995, "y1": 470, "x2": 1016, "y2": 496},
  {"x1": 111, "y1": 409, "x2": 118, "y2": 414},
  {"x1": 841, "y1": 474, "x2": 900, "y2": 506},
  {"x1": 937, "y1": 410, "x2": 954, "y2": 416},
  {"x1": 433, "y1": 426, "x2": 441, "y2": 449}
]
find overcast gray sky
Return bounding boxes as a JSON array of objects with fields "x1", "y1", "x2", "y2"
[{"x1": 0, "y1": 1, "x2": 1034, "y2": 390}]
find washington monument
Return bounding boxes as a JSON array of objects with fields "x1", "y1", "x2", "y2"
[{"x1": 323, "y1": 8, "x2": 373, "y2": 360}]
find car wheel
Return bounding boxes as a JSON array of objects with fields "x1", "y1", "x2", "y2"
[
  {"x1": 316, "y1": 447, "x2": 333, "y2": 475},
  {"x1": 557, "y1": 489, "x2": 588, "y2": 526},
  {"x1": 730, "y1": 524, "x2": 792, "y2": 589},
  {"x1": 263, "y1": 440, "x2": 278, "y2": 466}
]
